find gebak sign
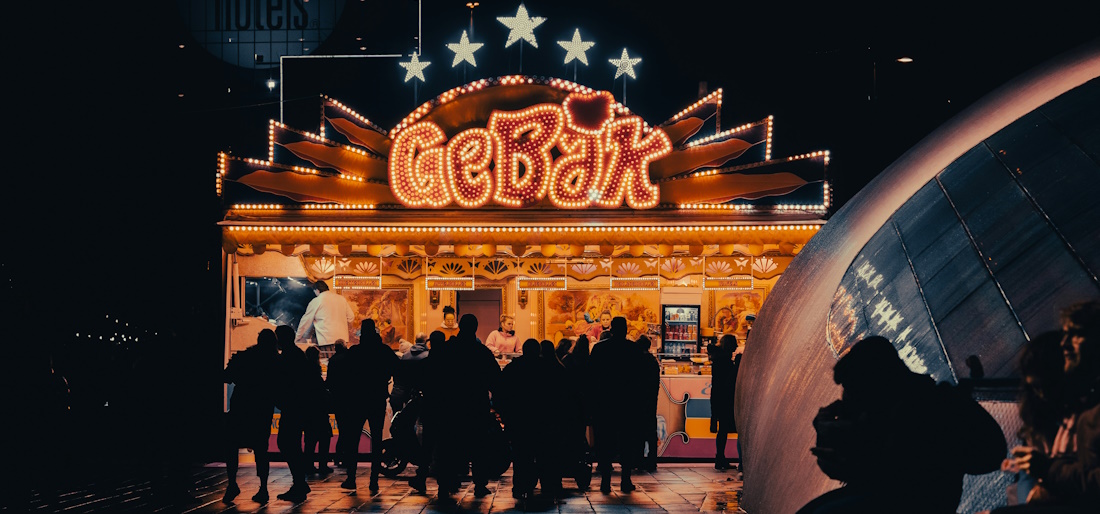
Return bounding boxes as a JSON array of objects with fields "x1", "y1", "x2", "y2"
[{"x1": 387, "y1": 91, "x2": 672, "y2": 210}]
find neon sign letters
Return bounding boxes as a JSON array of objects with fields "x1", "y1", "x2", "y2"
[{"x1": 388, "y1": 91, "x2": 672, "y2": 209}]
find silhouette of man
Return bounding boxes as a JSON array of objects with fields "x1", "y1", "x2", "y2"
[
  {"x1": 325, "y1": 341, "x2": 350, "y2": 470},
  {"x1": 636, "y1": 335, "x2": 661, "y2": 472},
  {"x1": 328, "y1": 319, "x2": 399, "y2": 492},
  {"x1": 425, "y1": 313, "x2": 500, "y2": 503},
  {"x1": 303, "y1": 346, "x2": 333, "y2": 476},
  {"x1": 294, "y1": 280, "x2": 354, "y2": 357},
  {"x1": 709, "y1": 334, "x2": 739, "y2": 471},
  {"x1": 496, "y1": 339, "x2": 545, "y2": 500},
  {"x1": 537, "y1": 338, "x2": 570, "y2": 497},
  {"x1": 588, "y1": 316, "x2": 646, "y2": 493},
  {"x1": 274, "y1": 324, "x2": 312, "y2": 503},
  {"x1": 562, "y1": 334, "x2": 595, "y2": 487},
  {"x1": 391, "y1": 332, "x2": 430, "y2": 413},
  {"x1": 798, "y1": 335, "x2": 1006, "y2": 514},
  {"x1": 991, "y1": 300, "x2": 1100, "y2": 513},
  {"x1": 403, "y1": 330, "x2": 443, "y2": 494},
  {"x1": 222, "y1": 328, "x2": 279, "y2": 503}
]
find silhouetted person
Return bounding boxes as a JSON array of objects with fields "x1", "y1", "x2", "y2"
[
  {"x1": 425, "y1": 313, "x2": 500, "y2": 503},
  {"x1": 405, "y1": 330, "x2": 443, "y2": 494},
  {"x1": 563, "y1": 334, "x2": 595, "y2": 468},
  {"x1": 325, "y1": 341, "x2": 349, "y2": 468},
  {"x1": 966, "y1": 354, "x2": 986, "y2": 379},
  {"x1": 999, "y1": 330, "x2": 1067, "y2": 505},
  {"x1": 636, "y1": 335, "x2": 661, "y2": 472},
  {"x1": 798, "y1": 336, "x2": 1006, "y2": 514},
  {"x1": 991, "y1": 300, "x2": 1100, "y2": 513},
  {"x1": 303, "y1": 345, "x2": 333, "y2": 476},
  {"x1": 537, "y1": 339, "x2": 570, "y2": 496},
  {"x1": 222, "y1": 328, "x2": 279, "y2": 503},
  {"x1": 588, "y1": 316, "x2": 646, "y2": 493},
  {"x1": 329, "y1": 319, "x2": 399, "y2": 492},
  {"x1": 496, "y1": 339, "x2": 545, "y2": 500},
  {"x1": 274, "y1": 324, "x2": 312, "y2": 503},
  {"x1": 709, "y1": 334, "x2": 739, "y2": 471},
  {"x1": 392, "y1": 332, "x2": 429, "y2": 413}
]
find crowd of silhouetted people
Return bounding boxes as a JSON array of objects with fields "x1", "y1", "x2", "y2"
[{"x1": 220, "y1": 312, "x2": 667, "y2": 505}]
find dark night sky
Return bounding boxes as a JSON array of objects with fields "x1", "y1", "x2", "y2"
[{"x1": 8, "y1": 1, "x2": 1098, "y2": 340}]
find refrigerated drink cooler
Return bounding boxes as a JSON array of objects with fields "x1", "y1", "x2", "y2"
[{"x1": 661, "y1": 304, "x2": 700, "y2": 358}]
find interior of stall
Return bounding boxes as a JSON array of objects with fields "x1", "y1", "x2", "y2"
[{"x1": 223, "y1": 244, "x2": 791, "y2": 461}]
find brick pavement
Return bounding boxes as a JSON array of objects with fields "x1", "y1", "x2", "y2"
[{"x1": 8, "y1": 463, "x2": 744, "y2": 514}]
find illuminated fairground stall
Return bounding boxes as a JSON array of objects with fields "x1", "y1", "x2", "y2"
[{"x1": 217, "y1": 69, "x2": 829, "y2": 461}]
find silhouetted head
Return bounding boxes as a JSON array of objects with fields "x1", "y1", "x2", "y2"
[
  {"x1": 1020, "y1": 330, "x2": 1067, "y2": 402},
  {"x1": 459, "y1": 313, "x2": 479, "y2": 334},
  {"x1": 636, "y1": 335, "x2": 652, "y2": 351},
  {"x1": 965, "y1": 355, "x2": 985, "y2": 379},
  {"x1": 333, "y1": 340, "x2": 347, "y2": 354},
  {"x1": 719, "y1": 334, "x2": 738, "y2": 355},
  {"x1": 611, "y1": 316, "x2": 628, "y2": 338},
  {"x1": 305, "y1": 345, "x2": 320, "y2": 364},
  {"x1": 257, "y1": 328, "x2": 278, "y2": 351},
  {"x1": 541, "y1": 339, "x2": 557, "y2": 360},
  {"x1": 834, "y1": 336, "x2": 911, "y2": 406},
  {"x1": 360, "y1": 318, "x2": 377, "y2": 338},
  {"x1": 429, "y1": 330, "x2": 446, "y2": 348},
  {"x1": 275, "y1": 325, "x2": 297, "y2": 351},
  {"x1": 574, "y1": 335, "x2": 590, "y2": 357},
  {"x1": 1018, "y1": 330, "x2": 1069, "y2": 443},
  {"x1": 522, "y1": 338, "x2": 541, "y2": 356},
  {"x1": 415, "y1": 332, "x2": 428, "y2": 346},
  {"x1": 556, "y1": 338, "x2": 573, "y2": 358}
]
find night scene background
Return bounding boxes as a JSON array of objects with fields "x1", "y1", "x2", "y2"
[{"x1": 3, "y1": 1, "x2": 1097, "y2": 451}]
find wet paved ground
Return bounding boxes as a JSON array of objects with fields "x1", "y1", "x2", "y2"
[{"x1": 9, "y1": 463, "x2": 744, "y2": 514}]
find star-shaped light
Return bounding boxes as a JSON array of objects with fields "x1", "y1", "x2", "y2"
[
  {"x1": 399, "y1": 52, "x2": 431, "y2": 83},
  {"x1": 497, "y1": 4, "x2": 545, "y2": 48},
  {"x1": 609, "y1": 48, "x2": 641, "y2": 79},
  {"x1": 446, "y1": 30, "x2": 484, "y2": 68},
  {"x1": 557, "y1": 28, "x2": 595, "y2": 66}
]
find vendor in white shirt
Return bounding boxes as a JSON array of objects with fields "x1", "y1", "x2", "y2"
[
  {"x1": 294, "y1": 280, "x2": 355, "y2": 354},
  {"x1": 484, "y1": 314, "x2": 519, "y2": 355}
]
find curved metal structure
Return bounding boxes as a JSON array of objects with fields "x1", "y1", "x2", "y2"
[{"x1": 736, "y1": 39, "x2": 1100, "y2": 514}]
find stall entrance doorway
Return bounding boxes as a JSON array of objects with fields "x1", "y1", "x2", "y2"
[{"x1": 456, "y1": 289, "x2": 501, "y2": 344}]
